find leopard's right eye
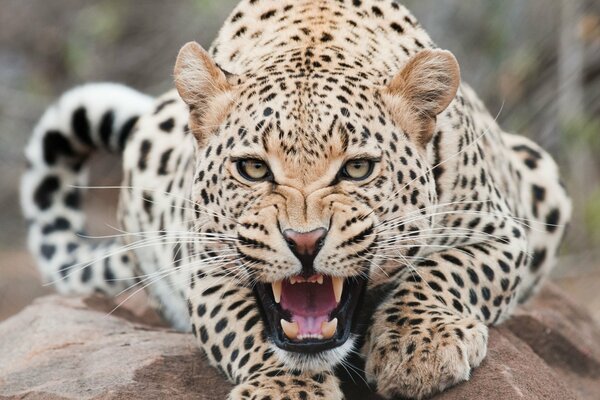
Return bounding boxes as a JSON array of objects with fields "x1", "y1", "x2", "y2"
[
  {"x1": 236, "y1": 159, "x2": 272, "y2": 182},
  {"x1": 339, "y1": 159, "x2": 376, "y2": 181}
]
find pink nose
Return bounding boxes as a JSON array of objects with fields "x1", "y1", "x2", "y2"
[{"x1": 283, "y1": 228, "x2": 328, "y2": 257}]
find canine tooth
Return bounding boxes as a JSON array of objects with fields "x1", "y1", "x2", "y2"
[
  {"x1": 290, "y1": 276, "x2": 297, "y2": 285},
  {"x1": 280, "y1": 319, "x2": 299, "y2": 339},
  {"x1": 321, "y1": 318, "x2": 338, "y2": 339},
  {"x1": 316, "y1": 275, "x2": 323, "y2": 285},
  {"x1": 332, "y1": 277, "x2": 344, "y2": 303},
  {"x1": 272, "y1": 281, "x2": 282, "y2": 303}
]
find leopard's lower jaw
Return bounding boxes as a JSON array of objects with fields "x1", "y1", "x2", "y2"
[{"x1": 270, "y1": 335, "x2": 358, "y2": 372}]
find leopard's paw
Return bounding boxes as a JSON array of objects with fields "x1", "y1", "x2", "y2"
[
  {"x1": 365, "y1": 316, "x2": 488, "y2": 399},
  {"x1": 228, "y1": 373, "x2": 343, "y2": 400}
]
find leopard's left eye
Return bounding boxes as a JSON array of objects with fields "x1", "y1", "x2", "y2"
[
  {"x1": 236, "y1": 159, "x2": 272, "y2": 182},
  {"x1": 340, "y1": 159, "x2": 375, "y2": 181}
]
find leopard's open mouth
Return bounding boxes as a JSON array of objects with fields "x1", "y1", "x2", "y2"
[{"x1": 255, "y1": 274, "x2": 367, "y2": 353}]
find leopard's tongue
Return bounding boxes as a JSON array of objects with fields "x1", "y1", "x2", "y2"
[{"x1": 280, "y1": 276, "x2": 338, "y2": 339}]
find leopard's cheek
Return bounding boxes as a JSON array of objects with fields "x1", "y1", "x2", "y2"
[{"x1": 234, "y1": 198, "x2": 298, "y2": 282}]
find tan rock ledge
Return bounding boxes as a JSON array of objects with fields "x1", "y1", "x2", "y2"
[{"x1": 0, "y1": 285, "x2": 598, "y2": 400}]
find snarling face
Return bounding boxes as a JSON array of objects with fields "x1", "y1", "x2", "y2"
[{"x1": 175, "y1": 42, "x2": 460, "y2": 369}]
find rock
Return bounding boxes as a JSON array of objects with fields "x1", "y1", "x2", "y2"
[
  {"x1": 0, "y1": 296, "x2": 230, "y2": 400},
  {"x1": 0, "y1": 285, "x2": 599, "y2": 400},
  {"x1": 434, "y1": 328, "x2": 577, "y2": 400},
  {"x1": 505, "y1": 285, "x2": 600, "y2": 399}
]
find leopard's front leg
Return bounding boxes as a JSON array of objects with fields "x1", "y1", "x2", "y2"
[
  {"x1": 189, "y1": 276, "x2": 343, "y2": 400},
  {"x1": 364, "y1": 225, "x2": 528, "y2": 399}
]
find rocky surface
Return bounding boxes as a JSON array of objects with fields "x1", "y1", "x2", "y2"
[{"x1": 0, "y1": 285, "x2": 598, "y2": 400}]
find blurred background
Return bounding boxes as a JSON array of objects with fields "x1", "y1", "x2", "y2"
[{"x1": 0, "y1": 0, "x2": 598, "y2": 322}]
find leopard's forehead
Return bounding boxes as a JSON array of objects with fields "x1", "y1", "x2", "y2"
[
  {"x1": 210, "y1": 0, "x2": 435, "y2": 79},
  {"x1": 225, "y1": 70, "x2": 380, "y2": 169}
]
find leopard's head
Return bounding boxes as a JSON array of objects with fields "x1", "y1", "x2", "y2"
[{"x1": 174, "y1": 41, "x2": 459, "y2": 370}]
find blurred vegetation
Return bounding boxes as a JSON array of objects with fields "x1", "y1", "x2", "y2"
[{"x1": 0, "y1": 0, "x2": 598, "y2": 266}]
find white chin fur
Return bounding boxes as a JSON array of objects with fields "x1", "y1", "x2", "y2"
[{"x1": 270, "y1": 335, "x2": 357, "y2": 372}]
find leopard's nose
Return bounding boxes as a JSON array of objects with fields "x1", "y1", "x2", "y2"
[{"x1": 282, "y1": 228, "x2": 328, "y2": 276}]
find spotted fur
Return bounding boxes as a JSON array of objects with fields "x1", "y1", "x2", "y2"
[{"x1": 22, "y1": 1, "x2": 571, "y2": 399}]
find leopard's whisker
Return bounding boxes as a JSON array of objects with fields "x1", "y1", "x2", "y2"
[
  {"x1": 378, "y1": 206, "x2": 564, "y2": 235},
  {"x1": 48, "y1": 237, "x2": 236, "y2": 285},
  {"x1": 113, "y1": 255, "x2": 251, "y2": 312},
  {"x1": 113, "y1": 253, "x2": 238, "y2": 296},
  {"x1": 372, "y1": 199, "x2": 493, "y2": 230},
  {"x1": 70, "y1": 184, "x2": 240, "y2": 226}
]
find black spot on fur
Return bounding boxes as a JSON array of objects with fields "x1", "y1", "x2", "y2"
[
  {"x1": 40, "y1": 244, "x2": 56, "y2": 260},
  {"x1": 43, "y1": 130, "x2": 75, "y2": 165},
  {"x1": 66, "y1": 242, "x2": 79, "y2": 253},
  {"x1": 159, "y1": 118, "x2": 175, "y2": 133},
  {"x1": 72, "y1": 107, "x2": 94, "y2": 147},
  {"x1": 118, "y1": 116, "x2": 139, "y2": 150},
  {"x1": 99, "y1": 110, "x2": 115, "y2": 147},
  {"x1": 481, "y1": 305, "x2": 491, "y2": 320},
  {"x1": 532, "y1": 184, "x2": 546, "y2": 202},
  {"x1": 104, "y1": 258, "x2": 116, "y2": 285},
  {"x1": 215, "y1": 318, "x2": 228, "y2": 333},
  {"x1": 81, "y1": 265, "x2": 92, "y2": 282},
  {"x1": 441, "y1": 254, "x2": 462, "y2": 266},
  {"x1": 321, "y1": 32, "x2": 333, "y2": 42},
  {"x1": 482, "y1": 264, "x2": 494, "y2": 281},
  {"x1": 154, "y1": 99, "x2": 176, "y2": 114},
  {"x1": 34, "y1": 175, "x2": 60, "y2": 210},
  {"x1": 390, "y1": 22, "x2": 404, "y2": 33},
  {"x1": 202, "y1": 284, "x2": 223, "y2": 296},
  {"x1": 451, "y1": 273, "x2": 464, "y2": 288},
  {"x1": 158, "y1": 149, "x2": 173, "y2": 175},
  {"x1": 199, "y1": 326, "x2": 209, "y2": 343},
  {"x1": 244, "y1": 335, "x2": 255, "y2": 350},
  {"x1": 42, "y1": 217, "x2": 71, "y2": 234},
  {"x1": 197, "y1": 304, "x2": 206, "y2": 317},
  {"x1": 545, "y1": 208, "x2": 560, "y2": 233},
  {"x1": 138, "y1": 140, "x2": 152, "y2": 170},
  {"x1": 371, "y1": 6, "x2": 383, "y2": 17},
  {"x1": 530, "y1": 248, "x2": 547, "y2": 272},
  {"x1": 59, "y1": 263, "x2": 72, "y2": 278},
  {"x1": 260, "y1": 9, "x2": 276, "y2": 20},
  {"x1": 223, "y1": 332, "x2": 236, "y2": 348},
  {"x1": 64, "y1": 190, "x2": 81, "y2": 209}
]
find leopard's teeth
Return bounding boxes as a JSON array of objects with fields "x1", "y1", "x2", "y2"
[
  {"x1": 321, "y1": 318, "x2": 338, "y2": 339},
  {"x1": 316, "y1": 274, "x2": 323, "y2": 285},
  {"x1": 280, "y1": 319, "x2": 299, "y2": 340},
  {"x1": 332, "y1": 277, "x2": 344, "y2": 303},
  {"x1": 272, "y1": 281, "x2": 282, "y2": 303}
]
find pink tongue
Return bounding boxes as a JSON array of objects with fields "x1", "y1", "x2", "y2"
[{"x1": 280, "y1": 276, "x2": 337, "y2": 336}]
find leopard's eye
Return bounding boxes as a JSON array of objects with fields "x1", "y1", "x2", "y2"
[
  {"x1": 236, "y1": 159, "x2": 272, "y2": 181},
  {"x1": 340, "y1": 159, "x2": 375, "y2": 181}
]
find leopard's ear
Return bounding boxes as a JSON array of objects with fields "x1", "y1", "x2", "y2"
[
  {"x1": 382, "y1": 49, "x2": 460, "y2": 147},
  {"x1": 174, "y1": 41, "x2": 234, "y2": 143}
]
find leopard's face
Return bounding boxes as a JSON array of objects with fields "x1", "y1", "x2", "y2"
[{"x1": 176, "y1": 43, "x2": 459, "y2": 369}]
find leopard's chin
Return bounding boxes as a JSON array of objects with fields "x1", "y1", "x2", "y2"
[{"x1": 254, "y1": 274, "x2": 367, "y2": 354}]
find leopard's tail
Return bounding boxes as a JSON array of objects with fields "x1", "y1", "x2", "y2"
[{"x1": 21, "y1": 83, "x2": 154, "y2": 295}]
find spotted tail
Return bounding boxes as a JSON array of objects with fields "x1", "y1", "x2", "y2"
[{"x1": 21, "y1": 83, "x2": 154, "y2": 295}]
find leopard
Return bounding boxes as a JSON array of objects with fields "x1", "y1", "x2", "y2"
[{"x1": 21, "y1": 0, "x2": 572, "y2": 399}]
